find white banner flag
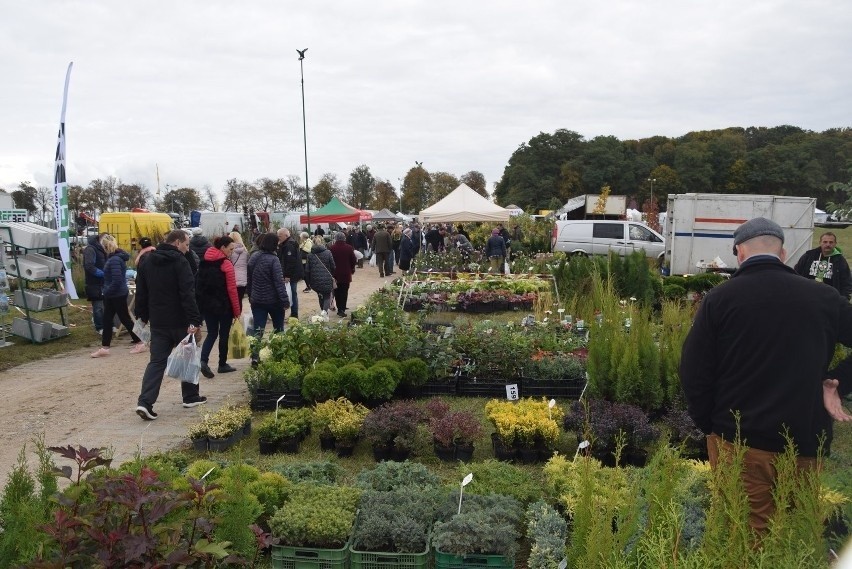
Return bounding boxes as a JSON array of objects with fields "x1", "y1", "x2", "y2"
[{"x1": 53, "y1": 62, "x2": 78, "y2": 299}]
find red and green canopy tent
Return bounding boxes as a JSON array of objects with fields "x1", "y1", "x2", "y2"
[{"x1": 300, "y1": 197, "x2": 372, "y2": 224}]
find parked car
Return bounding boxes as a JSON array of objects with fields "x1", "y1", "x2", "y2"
[{"x1": 551, "y1": 220, "x2": 664, "y2": 262}]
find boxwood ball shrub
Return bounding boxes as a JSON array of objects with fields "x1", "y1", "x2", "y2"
[
  {"x1": 359, "y1": 364, "x2": 398, "y2": 401},
  {"x1": 400, "y1": 357, "x2": 430, "y2": 387},
  {"x1": 301, "y1": 367, "x2": 339, "y2": 402}
]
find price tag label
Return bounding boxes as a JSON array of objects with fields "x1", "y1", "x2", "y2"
[{"x1": 505, "y1": 383, "x2": 519, "y2": 401}]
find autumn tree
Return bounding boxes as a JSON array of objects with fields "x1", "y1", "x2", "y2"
[
  {"x1": 222, "y1": 178, "x2": 261, "y2": 214},
  {"x1": 115, "y1": 183, "x2": 150, "y2": 211},
  {"x1": 285, "y1": 175, "x2": 306, "y2": 210},
  {"x1": 346, "y1": 165, "x2": 375, "y2": 209},
  {"x1": 460, "y1": 171, "x2": 487, "y2": 196},
  {"x1": 401, "y1": 163, "x2": 431, "y2": 213},
  {"x1": 371, "y1": 179, "x2": 399, "y2": 211},
  {"x1": 156, "y1": 187, "x2": 202, "y2": 217},
  {"x1": 311, "y1": 173, "x2": 342, "y2": 208},
  {"x1": 202, "y1": 184, "x2": 218, "y2": 211},
  {"x1": 255, "y1": 177, "x2": 289, "y2": 211},
  {"x1": 431, "y1": 171, "x2": 460, "y2": 202}
]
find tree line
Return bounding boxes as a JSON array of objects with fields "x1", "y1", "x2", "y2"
[{"x1": 495, "y1": 125, "x2": 852, "y2": 212}]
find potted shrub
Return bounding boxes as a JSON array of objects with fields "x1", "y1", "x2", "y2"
[
  {"x1": 187, "y1": 421, "x2": 209, "y2": 452},
  {"x1": 521, "y1": 351, "x2": 587, "y2": 399},
  {"x1": 269, "y1": 483, "x2": 361, "y2": 564},
  {"x1": 190, "y1": 403, "x2": 252, "y2": 452},
  {"x1": 363, "y1": 400, "x2": 426, "y2": 462},
  {"x1": 432, "y1": 492, "x2": 523, "y2": 566},
  {"x1": 320, "y1": 397, "x2": 369, "y2": 457},
  {"x1": 256, "y1": 414, "x2": 284, "y2": 455},
  {"x1": 563, "y1": 399, "x2": 659, "y2": 467},
  {"x1": 246, "y1": 359, "x2": 304, "y2": 410},
  {"x1": 350, "y1": 488, "x2": 442, "y2": 564},
  {"x1": 429, "y1": 410, "x2": 483, "y2": 462},
  {"x1": 662, "y1": 405, "x2": 708, "y2": 460}
]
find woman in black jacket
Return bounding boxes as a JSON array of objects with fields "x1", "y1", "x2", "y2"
[
  {"x1": 247, "y1": 233, "x2": 291, "y2": 337},
  {"x1": 91, "y1": 234, "x2": 143, "y2": 357},
  {"x1": 304, "y1": 236, "x2": 336, "y2": 313}
]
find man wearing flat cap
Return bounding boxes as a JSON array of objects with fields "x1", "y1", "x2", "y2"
[{"x1": 680, "y1": 217, "x2": 852, "y2": 537}]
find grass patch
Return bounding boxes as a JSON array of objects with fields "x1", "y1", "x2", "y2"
[{"x1": 0, "y1": 300, "x2": 101, "y2": 372}]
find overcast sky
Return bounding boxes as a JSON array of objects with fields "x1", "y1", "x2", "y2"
[{"x1": 1, "y1": 0, "x2": 850, "y2": 205}]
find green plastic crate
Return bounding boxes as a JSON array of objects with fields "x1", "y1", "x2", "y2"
[
  {"x1": 433, "y1": 549, "x2": 513, "y2": 569},
  {"x1": 271, "y1": 540, "x2": 350, "y2": 569},
  {"x1": 350, "y1": 539, "x2": 430, "y2": 569}
]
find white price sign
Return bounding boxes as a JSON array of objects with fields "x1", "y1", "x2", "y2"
[{"x1": 505, "y1": 384, "x2": 519, "y2": 401}]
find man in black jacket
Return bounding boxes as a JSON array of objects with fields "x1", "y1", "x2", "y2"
[
  {"x1": 680, "y1": 217, "x2": 852, "y2": 535},
  {"x1": 134, "y1": 230, "x2": 206, "y2": 420},
  {"x1": 793, "y1": 231, "x2": 852, "y2": 299},
  {"x1": 277, "y1": 228, "x2": 302, "y2": 318}
]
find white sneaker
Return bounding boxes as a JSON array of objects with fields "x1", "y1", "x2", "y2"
[
  {"x1": 129, "y1": 342, "x2": 147, "y2": 354},
  {"x1": 91, "y1": 347, "x2": 110, "y2": 358}
]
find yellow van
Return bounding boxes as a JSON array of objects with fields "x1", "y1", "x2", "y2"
[{"x1": 98, "y1": 212, "x2": 175, "y2": 253}]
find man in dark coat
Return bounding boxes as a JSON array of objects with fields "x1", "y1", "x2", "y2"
[
  {"x1": 329, "y1": 232, "x2": 357, "y2": 317},
  {"x1": 424, "y1": 225, "x2": 443, "y2": 253},
  {"x1": 277, "y1": 228, "x2": 303, "y2": 318},
  {"x1": 794, "y1": 231, "x2": 852, "y2": 299},
  {"x1": 371, "y1": 224, "x2": 393, "y2": 278},
  {"x1": 680, "y1": 217, "x2": 852, "y2": 535},
  {"x1": 134, "y1": 229, "x2": 206, "y2": 420}
]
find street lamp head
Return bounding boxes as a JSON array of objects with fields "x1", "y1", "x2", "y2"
[{"x1": 297, "y1": 48, "x2": 308, "y2": 60}]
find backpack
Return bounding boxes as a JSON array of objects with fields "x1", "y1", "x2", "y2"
[{"x1": 195, "y1": 258, "x2": 228, "y2": 315}]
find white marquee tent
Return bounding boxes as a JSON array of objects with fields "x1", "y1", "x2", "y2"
[{"x1": 419, "y1": 184, "x2": 511, "y2": 223}]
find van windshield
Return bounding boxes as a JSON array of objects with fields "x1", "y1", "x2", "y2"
[{"x1": 629, "y1": 224, "x2": 661, "y2": 242}]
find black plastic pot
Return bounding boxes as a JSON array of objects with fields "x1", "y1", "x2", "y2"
[
  {"x1": 434, "y1": 442, "x2": 456, "y2": 461},
  {"x1": 280, "y1": 436, "x2": 301, "y2": 454},
  {"x1": 455, "y1": 443, "x2": 475, "y2": 463},
  {"x1": 491, "y1": 432, "x2": 517, "y2": 462},
  {"x1": 258, "y1": 438, "x2": 278, "y2": 455},
  {"x1": 335, "y1": 442, "x2": 356, "y2": 457},
  {"x1": 319, "y1": 434, "x2": 336, "y2": 451}
]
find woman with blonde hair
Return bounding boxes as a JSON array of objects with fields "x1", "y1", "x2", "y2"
[
  {"x1": 91, "y1": 234, "x2": 144, "y2": 357},
  {"x1": 229, "y1": 231, "x2": 248, "y2": 306}
]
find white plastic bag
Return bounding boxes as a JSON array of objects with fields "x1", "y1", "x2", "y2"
[
  {"x1": 504, "y1": 261, "x2": 510, "y2": 275},
  {"x1": 132, "y1": 318, "x2": 151, "y2": 344},
  {"x1": 369, "y1": 254, "x2": 377, "y2": 267},
  {"x1": 241, "y1": 313, "x2": 254, "y2": 335},
  {"x1": 354, "y1": 249, "x2": 364, "y2": 260},
  {"x1": 166, "y1": 333, "x2": 201, "y2": 384}
]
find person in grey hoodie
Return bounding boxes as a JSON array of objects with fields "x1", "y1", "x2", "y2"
[{"x1": 304, "y1": 235, "x2": 336, "y2": 312}]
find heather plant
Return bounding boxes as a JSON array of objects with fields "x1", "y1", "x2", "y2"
[
  {"x1": 352, "y1": 488, "x2": 443, "y2": 552},
  {"x1": 272, "y1": 461, "x2": 344, "y2": 485},
  {"x1": 355, "y1": 460, "x2": 440, "y2": 491},
  {"x1": 564, "y1": 399, "x2": 659, "y2": 455},
  {"x1": 432, "y1": 492, "x2": 523, "y2": 557},
  {"x1": 268, "y1": 483, "x2": 360, "y2": 548},
  {"x1": 459, "y1": 460, "x2": 541, "y2": 505}
]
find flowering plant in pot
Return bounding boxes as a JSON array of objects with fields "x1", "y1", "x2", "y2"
[
  {"x1": 324, "y1": 398, "x2": 369, "y2": 456},
  {"x1": 362, "y1": 400, "x2": 426, "y2": 461}
]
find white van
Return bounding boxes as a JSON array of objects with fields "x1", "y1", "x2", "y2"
[{"x1": 551, "y1": 220, "x2": 665, "y2": 261}]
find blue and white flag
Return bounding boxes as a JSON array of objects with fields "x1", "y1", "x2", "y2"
[{"x1": 53, "y1": 62, "x2": 78, "y2": 299}]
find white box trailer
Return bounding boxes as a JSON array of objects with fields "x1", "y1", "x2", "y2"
[
  {"x1": 198, "y1": 212, "x2": 247, "y2": 237},
  {"x1": 664, "y1": 194, "x2": 815, "y2": 275}
]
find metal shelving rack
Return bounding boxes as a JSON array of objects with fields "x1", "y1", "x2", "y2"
[{"x1": 0, "y1": 226, "x2": 68, "y2": 344}]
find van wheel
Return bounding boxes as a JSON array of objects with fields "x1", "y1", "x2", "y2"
[{"x1": 571, "y1": 251, "x2": 588, "y2": 258}]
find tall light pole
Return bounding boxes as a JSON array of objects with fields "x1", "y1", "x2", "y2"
[
  {"x1": 398, "y1": 177, "x2": 403, "y2": 214},
  {"x1": 647, "y1": 177, "x2": 656, "y2": 205},
  {"x1": 297, "y1": 48, "x2": 311, "y2": 232}
]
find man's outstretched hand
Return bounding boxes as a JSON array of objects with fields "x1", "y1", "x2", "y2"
[{"x1": 823, "y1": 379, "x2": 852, "y2": 422}]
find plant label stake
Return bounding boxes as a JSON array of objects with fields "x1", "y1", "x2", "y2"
[
  {"x1": 275, "y1": 394, "x2": 286, "y2": 421},
  {"x1": 548, "y1": 398, "x2": 556, "y2": 420},
  {"x1": 575, "y1": 439, "x2": 590, "y2": 459},
  {"x1": 505, "y1": 384, "x2": 519, "y2": 401},
  {"x1": 458, "y1": 473, "x2": 473, "y2": 514},
  {"x1": 558, "y1": 559, "x2": 567, "y2": 569},
  {"x1": 201, "y1": 466, "x2": 216, "y2": 480}
]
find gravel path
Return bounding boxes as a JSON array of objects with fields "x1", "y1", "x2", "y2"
[{"x1": 0, "y1": 263, "x2": 392, "y2": 482}]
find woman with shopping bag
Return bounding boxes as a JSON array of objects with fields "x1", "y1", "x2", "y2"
[
  {"x1": 304, "y1": 235, "x2": 336, "y2": 313},
  {"x1": 247, "y1": 233, "x2": 291, "y2": 366},
  {"x1": 196, "y1": 235, "x2": 241, "y2": 378}
]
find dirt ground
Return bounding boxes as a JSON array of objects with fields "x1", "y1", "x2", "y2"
[{"x1": 0, "y1": 261, "x2": 394, "y2": 482}]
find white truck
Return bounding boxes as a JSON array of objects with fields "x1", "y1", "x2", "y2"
[{"x1": 663, "y1": 193, "x2": 815, "y2": 275}]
